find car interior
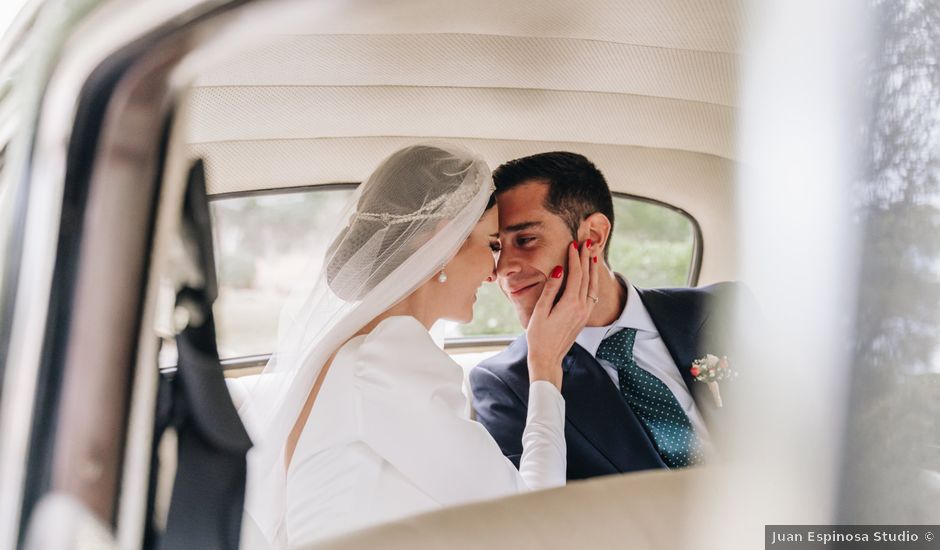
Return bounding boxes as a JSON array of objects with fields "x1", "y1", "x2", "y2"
[{"x1": 0, "y1": 0, "x2": 937, "y2": 549}]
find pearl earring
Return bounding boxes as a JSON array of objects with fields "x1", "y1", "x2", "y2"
[{"x1": 437, "y1": 269, "x2": 448, "y2": 283}]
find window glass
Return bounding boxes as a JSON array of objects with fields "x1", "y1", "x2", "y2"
[
  {"x1": 608, "y1": 197, "x2": 696, "y2": 288},
  {"x1": 212, "y1": 187, "x2": 355, "y2": 358},
  {"x1": 212, "y1": 189, "x2": 697, "y2": 358}
]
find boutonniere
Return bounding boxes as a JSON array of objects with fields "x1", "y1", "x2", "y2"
[{"x1": 690, "y1": 354, "x2": 737, "y2": 408}]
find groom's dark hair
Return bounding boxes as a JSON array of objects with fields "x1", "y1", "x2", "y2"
[{"x1": 493, "y1": 152, "x2": 615, "y2": 261}]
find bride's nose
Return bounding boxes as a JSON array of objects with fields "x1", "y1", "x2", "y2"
[{"x1": 485, "y1": 260, "x2": 497, "y2": 283}]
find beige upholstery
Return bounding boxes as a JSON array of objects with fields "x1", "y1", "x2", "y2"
[
  {"x1": 180, "y1": 0, "x2": 743, "y2": 283},
  {"x1": 300, "y1": 468, "x2": 702, "y2": 550}
]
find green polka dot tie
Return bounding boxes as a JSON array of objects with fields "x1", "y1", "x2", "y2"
[{"x1": 596, "y1": 328, "x2": 704, "y2": 468}]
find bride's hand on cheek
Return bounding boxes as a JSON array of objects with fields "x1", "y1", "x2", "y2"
[{"x1": 526, "y1": 240, "x2": 599, "y2": 390}]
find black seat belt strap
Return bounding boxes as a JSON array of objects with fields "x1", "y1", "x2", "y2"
[
  {"x1": 158, "y1": 293, "x2": 252, "y2": 550},
  {"x1": 155, "y1": 160, "x2": 252, "y2": 550}
]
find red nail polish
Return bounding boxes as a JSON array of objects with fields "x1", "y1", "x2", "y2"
[
  {"x1": 586, "y1": 239, "x2": 593, "y2": 248},
  {"x1": 593, "y1": 256, "x2": 598, "y2": 264},
  {"x1": 571, "y1": 241, "x2": 578, "y2": 249},
  {"x1": 550, "y1": 266, "x2": 563, "y2": 279}
]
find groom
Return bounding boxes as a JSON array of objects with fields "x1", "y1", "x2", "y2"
[{"x1": 470, "y1": 152, "x2": 743, "y2": 479}]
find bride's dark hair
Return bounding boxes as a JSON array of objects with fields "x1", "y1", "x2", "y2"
[{"x1": 325, "y1": 144, "x2": 491, "y2": 300}]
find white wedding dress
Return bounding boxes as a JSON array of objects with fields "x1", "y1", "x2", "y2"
[{"x1": 282, "y1": 315, "x2": 565, "y2": 546}]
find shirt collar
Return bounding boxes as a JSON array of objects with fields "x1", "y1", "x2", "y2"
[{"x1": 574, "y1": 278, "x2": 658, "y2": 357}]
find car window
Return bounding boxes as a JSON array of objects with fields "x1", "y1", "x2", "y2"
[
  {"x1": 211, "y1": 186, "x2": 356, "y2": 359},
  {"x1": 212, "y1": 188, "x2": 698, "y2": 358}
]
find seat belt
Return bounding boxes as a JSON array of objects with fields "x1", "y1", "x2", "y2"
[{"x1": 153, "y1": 160, "x2": 252, "y2": 550}]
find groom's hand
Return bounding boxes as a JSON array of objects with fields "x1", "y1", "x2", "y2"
[{"x1": 525, "y1": 239, "x2": 599, "y2": 390}]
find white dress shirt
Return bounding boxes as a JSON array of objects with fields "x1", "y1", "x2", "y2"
[{"x1": 574, "y1": 282, "x2": 712, "y2": 454}]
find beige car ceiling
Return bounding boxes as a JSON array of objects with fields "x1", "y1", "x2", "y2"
[{"x1": 182, "y1": 0, "x2": 741, "y2": 283}]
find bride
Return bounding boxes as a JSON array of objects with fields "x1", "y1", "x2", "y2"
[{"x1": 238, "y1": 142, "x2": 598, "y2": 548}]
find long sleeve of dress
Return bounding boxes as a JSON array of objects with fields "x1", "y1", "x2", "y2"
[
  {"x1": 517, "y1": 380, "x2": 566, "y2": 490},
  {"x1": 284, "y1": 317, "x2": 569, "y2": 547}
]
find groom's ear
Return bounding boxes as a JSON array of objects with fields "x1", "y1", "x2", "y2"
[{"x1": 579, "y1": 212, "x2": 612, "y2": 258}]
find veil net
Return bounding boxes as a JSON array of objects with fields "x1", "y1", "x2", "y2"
[{"x1": 237, "y1": 142, "x2": 493, "y2": 546}]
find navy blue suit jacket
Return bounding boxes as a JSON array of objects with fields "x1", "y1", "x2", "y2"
[{"x1": 470, "y1": 282, "x2": 742, "y2": 480}]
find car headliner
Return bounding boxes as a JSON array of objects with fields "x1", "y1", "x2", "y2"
[{"x1": 180, "y1": 0, "x2": 741, "y2": 283}]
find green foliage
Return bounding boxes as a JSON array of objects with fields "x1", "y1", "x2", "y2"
[
  {"x1": 609, "y1": 240, "x2": 692, "y2": 288},
  {"x1": 609, "y1": 199, "x2": 694, "y2": 287},
  {"x1": 612, "y1": 199, "x2": 692, "y2": 242}
]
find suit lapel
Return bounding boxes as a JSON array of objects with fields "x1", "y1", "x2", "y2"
[
  {"x1": 499, "y1": 336, "x2": 665, "y2": 472},
  {"x1": 637, "y1": 287, "x2": 730, "y2": 428},
  {"x1": 636, "y1": 287, "x2": 705, "y2": 396},
  {"x1": 561, "y1": 344, "x2": 666, "y2": 472}
]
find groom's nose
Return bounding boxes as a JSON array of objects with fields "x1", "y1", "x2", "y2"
[{"x1": 495, "y1": 247, "x2": 519, "y2": 281}]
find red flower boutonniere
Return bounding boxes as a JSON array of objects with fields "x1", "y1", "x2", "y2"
[{"x1": 691, "y1": 354, "x2": 737, "y2": 408}]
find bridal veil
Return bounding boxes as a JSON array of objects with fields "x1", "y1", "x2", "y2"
[{"x1": 237, "y1": 142, "x2": 493, "y2": 546}]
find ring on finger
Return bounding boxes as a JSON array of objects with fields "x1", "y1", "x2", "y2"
[{"x1": 588, "y1": 294, "x2": 599, "y2": 304}]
